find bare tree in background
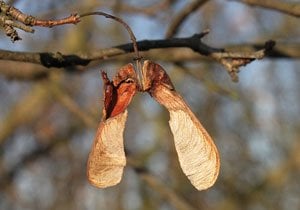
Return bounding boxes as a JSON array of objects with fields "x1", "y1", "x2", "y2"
[{"x1": 0, "y1": 1, "x2": 299, "y2": 210}]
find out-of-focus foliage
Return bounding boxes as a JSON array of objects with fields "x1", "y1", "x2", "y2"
[{"x1": 0, "y1": 0, "x2": 299, "y2": 210}]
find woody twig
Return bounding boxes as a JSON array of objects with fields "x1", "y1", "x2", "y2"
[{"x1": 0, "y1": 1, "x2": 81, "y2": 42}]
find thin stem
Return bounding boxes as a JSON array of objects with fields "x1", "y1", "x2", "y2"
[
  {"x1": 79, "y1": 11, "x2": 143, "y2": 88},
  {"x1": 79, "y1": 11, "x2": 140, "y2": 60}
]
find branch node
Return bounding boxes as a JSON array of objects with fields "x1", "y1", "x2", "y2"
[
  {"x1": 3, "y1": 24, "x2": 21, "y2": 42},
  {"x1": 212, "y1": 40, "x2": 276, "y2": 82},
  {"x1": 24, "y1": 15, "x2": 35, "y2": 26}
]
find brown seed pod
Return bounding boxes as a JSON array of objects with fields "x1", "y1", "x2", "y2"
[
  {"x1": 142, "y1": 60, "x2": 220, "y2": 190},
  {"x1": 87, "y1": 60, "x2": 219, "y2": 190},
  {"x1": 87, "y1": 64, "x2": 137, "y2": 188}
]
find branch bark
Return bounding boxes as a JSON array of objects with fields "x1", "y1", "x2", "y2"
[{"x1": 0, "y1": 33, "x2": 276, "y2": 81}]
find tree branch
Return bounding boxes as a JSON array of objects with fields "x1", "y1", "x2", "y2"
[
  {"x1": 0, "y1": 1, "x2": 81, "y2": 41},
  {"x1": 165, "y1": 0, "x2": 209, "y2": 38},
  {"x1": 0, "y1": 33, "x2": 276, "y2": 81},
  {"x1": 233, "y1": 0, "x2": 300, "y2": 17}
]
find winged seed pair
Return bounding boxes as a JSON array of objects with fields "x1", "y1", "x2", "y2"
[{"x1": 87, "y1": 60, "x2": 220, "y2": 191}]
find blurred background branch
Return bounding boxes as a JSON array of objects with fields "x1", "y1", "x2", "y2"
[
  {"x1": 165, "y1": 0, "x2": 209, "y2": 38},
  {"x1": 233, "y1": 0, "x2": 300, "y2": 17}
]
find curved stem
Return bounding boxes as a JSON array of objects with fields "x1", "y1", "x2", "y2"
[
  {"x1": 79, "y1": 11, "x2": 140, "y2": 60},
  {"x1": 79, "y1": 11, "x2": 143, "y2": 88}
]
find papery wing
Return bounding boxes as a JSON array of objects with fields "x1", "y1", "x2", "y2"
[
  {"x1": 87, "y1": 63, "x2": 137, "y2": 188},
  {"x1": 169, "y1": 106, "x2": 219, "y2": 190},
  {"x1": 87, "y1": 111, "x2": 127, "y2": 188},
  {"x1": 142, "y1": 60, "x2": 220, "y2": 190}
]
